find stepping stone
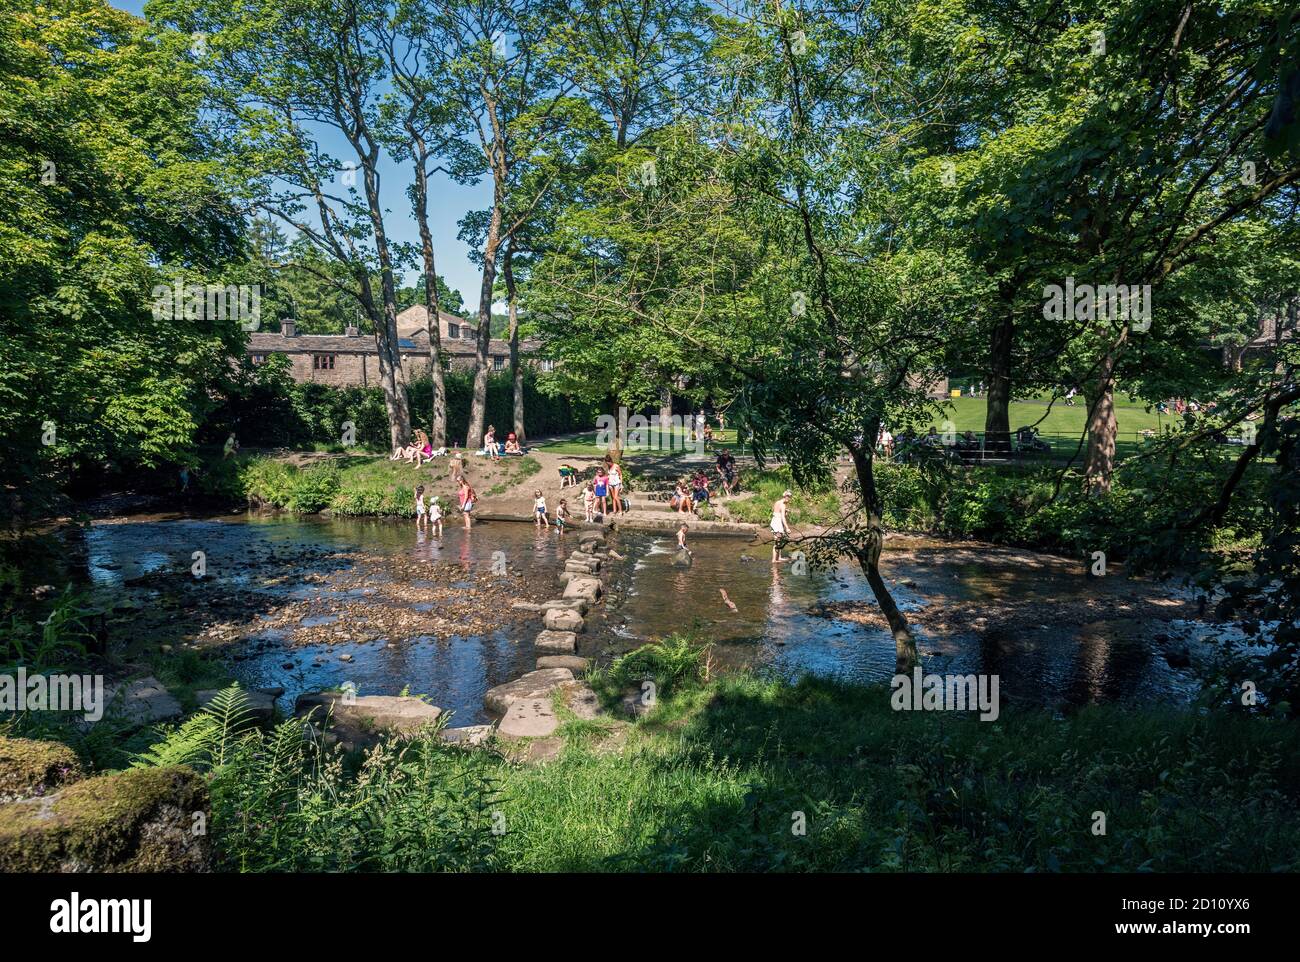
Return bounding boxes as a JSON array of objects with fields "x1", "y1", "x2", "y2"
[
  {"x1": 537, "y1": 655, "x2": 589, "y2": 672},
  {"x1": 484, "y1": 668, "x2": 574, "y2": 714},
  {"x1": 563, "y1": 682, "x2": 602, "y2": 721},
  {"x1": 569, "y1": 550, "x2": 602, "y2": 564},
  {"x1": 439, "y1": 724, "x2": 494, "y2": 747},
  {"x1": 563, "y1": 577, "x2": 603, "y2": 603},
  {"x1": 543, "y1": 608, "x2": 584, "y2": 633},
  {"x1": 293, "y1": 693, "x2": 443, "y2": 750},
  {"x1": 511, "y1": 598, "x2": 588, "y2": 615},
  {"x1": 565, "y1": 560, "x2": 600, "y2": 574},
  {"x1": 535, "y1": 629, "x2": 577, "y2": 654},
  {"x1": 96, "y1": 676, "x2": 182, "y2": 728},
  {"x1": 498, "y1": 698, "x2": 558, "y2": 738}
]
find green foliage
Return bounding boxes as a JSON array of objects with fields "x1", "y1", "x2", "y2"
[
  {"x1": 0, "y1": 587, "x2": 92, "y2": 674},
  {"x1": 0, "y1": 0, "x2": 247, "y2": 522},
  {"x1": 593, "y1": 635, "x2": 710, "y2": 704},
  {"x1": 134, "y1": 684, "x2": 504, "y2": 871}
]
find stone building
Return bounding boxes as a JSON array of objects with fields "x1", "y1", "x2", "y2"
[{"x1": 246, "y1": 305, "x2": 546, "y2": 388}]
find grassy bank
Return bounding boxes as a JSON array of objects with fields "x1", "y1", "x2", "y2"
[
  {"x1": 198, "y1": 453, "x2": 542, "y2": 516},
  {"x1": 113, "y1": 652, "x2": 1300, "y2": 872}
]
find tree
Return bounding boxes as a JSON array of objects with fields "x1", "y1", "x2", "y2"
[
  {"x1": 425, "y1": 0, "x2": 602, "y2": 447},
  {"x1": 0, "y1": 0, "x2": 244, "y2": 521},
  {"x1": 152, "y1": 0, "x2": 414, "y2": 447}
]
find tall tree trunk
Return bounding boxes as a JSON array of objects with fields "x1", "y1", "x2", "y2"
[
  {"x1": 467, "y1": 201, "x2": 502, "y2": 449},
  {"x1": 360, "y1": 155, "x2": 410, "y2": 446},
  {"x1": 984, "y1": 312, "x2": 1014, "y2": 448},
  {"x1": 659, "y1": 384, "x2": 673, "y2": 431},
  {"x1": 359, "y1": 277, "x2": 408, "y2": 449},
  {"x1": 411, "y1": 138, "x2": 447, "y2": 448},
  {"x1": 1083, "y1": 348, "x2": 1121, "y2": 492},
  {"x1": 848, "y1": 443, "x2": 918, "y2": 671},
  {"x1": 504, "y1": 244, "x2": 525, "y2": 442}
]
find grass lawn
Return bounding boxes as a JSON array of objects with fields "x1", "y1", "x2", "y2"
[
  {"x1": 531, "y1": 426, "x2": 742, "y2": 457},
  {"x1": 930, "y1": 393, "x2": 1167, "y2": 440}
]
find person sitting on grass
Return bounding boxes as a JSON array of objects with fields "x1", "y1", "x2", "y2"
[
  {"x1": 483, "y1": 425, "x2": 500, "y2": 462},
  {"x1": 505, "y1": 432, "x2": 522, "y2": 455}
]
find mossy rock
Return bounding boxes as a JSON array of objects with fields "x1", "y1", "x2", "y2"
[
  {"x1": 0, "y1": 736, "x2": 82, "y2": 803},
  {"x1": 0, "y1": 766, "x2": 210, "y2": 872}
]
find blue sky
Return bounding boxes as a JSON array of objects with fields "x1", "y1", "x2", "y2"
[{"x1": 113, "y1": 0, "x2": 493, "y2": 309}]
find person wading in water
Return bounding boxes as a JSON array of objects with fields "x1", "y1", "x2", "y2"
[{"x1": 770, "y1": 489, "x2": 792, "y2": 564}]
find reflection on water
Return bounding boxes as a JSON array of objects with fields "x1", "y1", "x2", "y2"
[
  {"x1": 611, "y1": 534, "x2": 1204, "y2": 709},
  {"x1": 80, "y1": 515, "x2": 1209, "y2": 720}
]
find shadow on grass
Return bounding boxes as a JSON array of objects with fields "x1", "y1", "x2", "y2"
[{"x1": 509, "y1": 674, "x2": 1300, "y2": 872}]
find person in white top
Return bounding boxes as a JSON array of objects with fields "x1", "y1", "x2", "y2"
[
  {"x1": 607, "y1": 461, "x2": 623, "y2": 514},
  {"x1": 770, "y1": 489, "x2": 791, "y2": 564},
  {"x1": 427, "y1": 495, "x2": 443, "y2": 536},
  {"x1": 534, "y1": 490, "x2": 549, "y2": 527}
]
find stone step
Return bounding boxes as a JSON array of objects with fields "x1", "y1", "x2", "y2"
[
  {"x1": 484, "y1": 668, "x2": 575, "y2": 715},
  {"x1": 535, "y1": 629, "x2": 578, "y2": 654}
]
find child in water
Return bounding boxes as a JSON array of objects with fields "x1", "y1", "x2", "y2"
[
  {"x1": 555, "y1": 498, "x2": 569, "y2": 532},
  {"x1": 427, "y1": 494, "x2": 443, "y2": 536},
  {"x1": 582, "y1": 482, "x2": 595, "y2": 522},
  {"x1": 534, "y1": 489, "x2": 549, "y2": 528},
  {"x1": 414, "y1": 484, "x2": 428, "y2": 528}
]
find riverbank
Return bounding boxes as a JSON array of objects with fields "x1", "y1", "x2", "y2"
[{"x1": 98, "y1": 662, "x2": 1300, "y2": 872}]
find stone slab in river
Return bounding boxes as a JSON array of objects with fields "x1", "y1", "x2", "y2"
[
  {"x1": 498, "y1": 698, "x2": 559, "y2": 738},
  {"x1": 536, "y1": 655, "x2": 589, "y2": 672},
  {"x1": 98, "y1": 676, "x2": 183, "y2": 727},
  {"x1": 484, "y1": 668, "x2": 575, "y2": 715},
  {"x1": 563, "y1": 577, "x2": 603, "y2": 602},
  {"x1": 294, "y1": 693, "x2": 442, "y2": 749},
  {"x1": 535, "y1": 629, "x2": 578, "y2": 654},
  {"x1": 543, "y1": 608, "x2": 585, "y2": 633},
  {"x1": 511, "y1": 598, "x2": 588, "y2": 615}
]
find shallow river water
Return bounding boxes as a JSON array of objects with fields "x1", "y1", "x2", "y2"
[{"x1": 77, "y1": 513, "x2": 1212, "y2": 724}]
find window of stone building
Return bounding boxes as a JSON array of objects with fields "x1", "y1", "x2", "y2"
[
  {"x1": 540, "y1": 359, "x2": 555, "y2": 372},
  {"x1": 313, "y1": 354, "x2": 336, "y2": 370},
  {"x1": 448, "y1": 323, "x2": 459, "y2": 339},
  {"x1": 493, "y1": 355, "x2": 505, "y2": 370},
  {"x1": 251, "y1": 354, "x2": 266, "y2": 365}
]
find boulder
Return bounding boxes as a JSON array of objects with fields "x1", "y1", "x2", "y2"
[
  {"x1": 563, "y1": 577, "x2": 603, "y2": 603},
  {"x1": 535, "y1": 629, "x2": 578, "y2": 654},
  {"x1": 564, "y1": 560, "x2": 600, "y2": 575},
  {"x1": 0, "y1": 766, "x2": 210, "y2": 872},
  {"x1": 294, "y1": 693, "x2": 443, "y2": 750},
  {"x1": 484, "y1": 668, "x2": 574, "y2": 715},
  {"x1": 195, "y1": 687, "x2": 279, "y2": 729},
  {"x1": 543, "y1": 608, "x2": 585, "y2": 633},
  {"x1": 497, "y1": 698, "x2": 558, "y2": 738},
  {"x1": 97, "y1": 676, "x2": 183, "y2": 728},
  {"x1": 569, "y1": 550, "x2": 602, "y2": 564},
  {"x1": 439, "y1": 725, "x2": 494, "y2": 747},
  {"x1": 536, "y1": 655, "x2": 590, "y2": 673},
  {"x1": 0, "y1": 737, "x2": 82, "y2": 804}
]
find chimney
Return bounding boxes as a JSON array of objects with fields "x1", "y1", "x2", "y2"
[
  {"x1": 345, "y1": 324, "x2": 358, "y2": 337},
  {"x1": 280, "y1": 318, "x2": 296, "y2": 337}
]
